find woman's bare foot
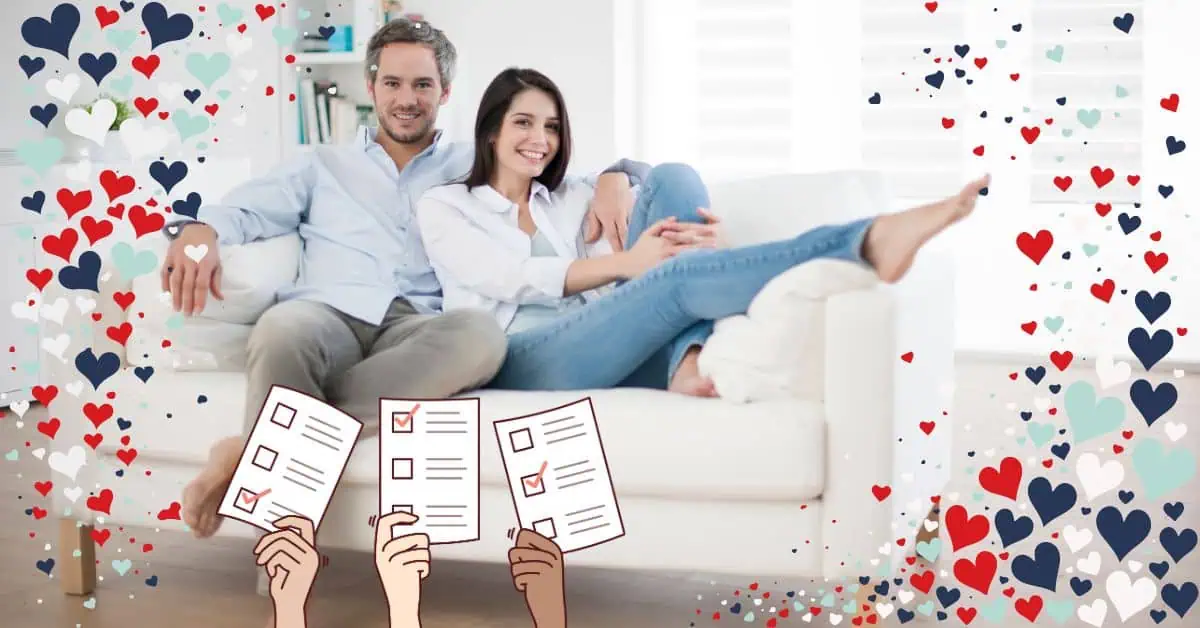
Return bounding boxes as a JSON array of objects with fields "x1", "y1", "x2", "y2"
[
  {"x1": 182, "y1": 437, "x2": 243, "y2": 538},
  {"x1": 864, "y1": 174, "x2": 990, "y2": 283},
  {"x1": 669, "y1": 347, "x2": 719, "y2": 397}
]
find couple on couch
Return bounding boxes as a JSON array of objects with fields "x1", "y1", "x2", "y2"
[{"x1": 167, "y1": 18, "x2": 987, "y2": 540}]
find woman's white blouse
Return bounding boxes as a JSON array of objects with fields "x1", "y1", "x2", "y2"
[{"x1": 415, "y1": 178, "x2": 614, "y2": 332}]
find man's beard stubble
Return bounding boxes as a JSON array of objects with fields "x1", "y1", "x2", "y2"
[{"x1": 377, "y1": 110, "x2": 435, "y2": 145}]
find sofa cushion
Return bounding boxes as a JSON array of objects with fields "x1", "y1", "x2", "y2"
[{"x1": 103, "y1": 370, "x2": 826, "y2": 502}]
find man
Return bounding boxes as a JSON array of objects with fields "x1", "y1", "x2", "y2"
[{"x1": 165, "y1": 18, "x2": 649, "y2": 538}]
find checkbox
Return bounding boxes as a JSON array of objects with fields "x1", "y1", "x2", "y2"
[
  {"x1": 391, "y1": 458, "x2": 414, "y2": 480},
  {"x1": 532, "y1": 517, "x2": 557, "y2": 540},
  {"x1": 234, "y1": 488, "x2": 262, "y2": 514},
  {"x1": 392, "y1": 504, "x2": 413, "y2": 514},
  {"x1": 391, "y1": 409, "x2": 415, "y2": 433},
  {"x1": 269, "y1": 404, "x2": 297, "y2": 429},
  {"x1": 251, "y1": 446, "x2": 278, "y2": 472},
  {"x1": 509, "y1": 428, "x2": 534, "y2": 452},
  {"x1": 521, "y1": 472, "x2": 547, "y2": 498}
]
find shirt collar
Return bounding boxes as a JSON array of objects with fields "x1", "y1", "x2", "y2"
[
  {"x1": 471, "y1": 180, "x2": 552, "y2": 212},
  {"x1": 356, "y1": 125, "x2": 447, "y2": 158}
]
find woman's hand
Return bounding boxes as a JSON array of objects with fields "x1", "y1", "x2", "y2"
[{"x1": 619, "y1": 217, "x2": 720, "y2": 279}]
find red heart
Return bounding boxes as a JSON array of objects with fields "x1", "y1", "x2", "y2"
[
  {"x1": 1009, "y1": 372, "x2": 1018, "y2": 380},
  {"x1": 26, "y1": 268, "x2": 53, "y2": 291},
  {"x1": 1123, "y1": 430, "x2": 1134, "y2": 439},
  {"x1": 852, "y1": 618, "x2": 863, "y2": 626},
  {"x1": 95, "y1": 6, "x2": 120, "y2": 28},
  {"x1": 1042, "y1": 459, "x2": 1053, "y2": 468},
  {"x1": 120, "y1": 435, "x2": 130, "y2": 446},
  {"x1": 158, "y1": 111, "x2": 170, "y2": 121},
  {"x1": 106, "y1": 323, "x2": 133, "y2": 346},
  {"x1": 1021, "y1": 321, "x2": 1037, "y2": 335},
  {"x1": 953, "y1": 551, "x2": 996, "y2": 594},
  {"x1": 942, "y1": 117, "x2": 956, "y2": 129},
  {"x1": 871, "y1": 485, "x2": 892, "y2": 501},
  {"x1": 979, "y1": 456, "x2": 1022, "y2": 500},
  {"x1": 132, "y1": 54, "x2": 160, "y2": 80},
  {"x1": 92, "y1": 313, "x2": 103, "y2": 322},
  {"x1": 1114, "y1": 444, "x2": 1125, "y2": 454},
  {"x1": 157, "y1": 502, "x2": 182, "y2": 520},
  {"x1": 974, "y1": 57, "x2": 987, "y2": 69},
  {"x1": 205, "y1": 103, "x2": 220, "y2": 116},
  {"x1": 134, "y1": 97, "x2": 159, "y2": 117},
  {"x1": 143, "y1": 543, "x2": 154, "y2": 553},
  {"x1": 1150, "y1": 231, "x2": 1161, "y2": 242},
  {"x1": 1144, "y1": 251, "x2": 1168, "y2": 273},
  {"x1": 1015, "y1": 595, "x2": 1043, "y2": 622},
  {"x1": 91, "y1": 528, "x2": 111, "y2": 546},
  {"x1": 129, "y1": 205, "x2": 166, "y2": 238},
  {"x1": 162, "y1": 339, "x2": 172, "y2": 348},
  {"x1": 1127, "y1": 174, "x2": 1141, "y2": 186},
  {"x1": 919, "y1": 421, "x2": 936, "y2": 435},
  {"x1": 117, "y1": 448, "x2": 138, "y2": 466},
  {"x1": 255, "y1": 3, "x2": 276, "y2": 20},
  {"x1": 946, "y1": 505, "x2": 990, "y2": 551},
  {"x1": 113, "y1": 291, "x2": 136, "y2": 311},
  {"x1": 956, "y1": 607, "x2": 978, "y2": 625},
  {"x1": 37, "y1": 418, "x2": 61, "y2": 439},
  {"x1": 31, "y1": 385, "x2": 58, "y2": 407},
  {"x1": 1016, "y1": 230, "x2": 1053, "y2": 264},
  {"x1": 1010, "y1": 73, "x2": 1020, "y2": 81},
  {"x1": 1095, "y1": 202, "x2": 1112, "y2": 217},
  {"x1": 86, "y1": 489, "x2": 114, "y2": 515},
  {"x1": 100, "y1": 170, "x2": 136, "y2": 202},
  {"x1": 81, "y1": 216, "x2": 114, "y2": 245},
  {"x1": 766, "y1": 618, "x2": 777, "y2": 628},
  {"x1": 107, "y1": 203, "x2": 126, "y2": 219},
  {"x1": 924, "y1": 1, "x2": 938, "y2": 12},
  {"x1": 901, "y1": 352, "x2": 914, "y2": 363},
  {"x1": 1161, "y1": 93, "x2": 1180, "y2": 112},
  {"x1": 32, "y1": 507, "x2": 48, "y2": 520},
  {"x1": 41, "y1": 227, "x2": 79, "y2": 262},
  {"x1": 1003, "y1": 587, "x2": 1015, "y2": 598},
  {"x1": 1044, "y1": 118, "x2": 1054, "y2": 126},
  {"x1": 1089, "y1": 166, "x2": 1115, "y2": 188},
  {"x1": 265, "y1": 85, "x2": 276, "y2": 96},
  {"x1": 56, "y1": 188, "x2": 93, "y2": 218},
  {"x1": 83, "y1": 433, "x2": 104, "y2": 449},
  {"x1": 909, "y1": 570, "x2": 934, "y2": 594},
  {"x1": 973, "y1": 145, "x2": 985, "y2": 156},
  {"x1": 1053, "y1": 176, "x2": 1073, "y2": 192},
  {"x1": 1090, "y1": 279, "x2": 1115, "y2": 303},
  {"x1": 84, "y1": 402, "x2": 113, "y2": 429},
  {"x1": 1020, "y1": 126, "x2": 1041, "y2": 144},
  {"x1": 34, "y1": 480, "x2": 53, "y2": 496},
  {"x1": 238, "y1": 23, "x2": 247, "y2": 33},
  {"x1": 1050, "y1": 350, "x2": 1073, "y2": 371},
  {"x1": 1178, "y1": 328, "x2": 1188, "y2": 336}
]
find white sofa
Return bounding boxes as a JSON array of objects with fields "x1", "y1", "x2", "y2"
[{"x1": 44, "y1": 170, "x2": 953, "y2": 586}]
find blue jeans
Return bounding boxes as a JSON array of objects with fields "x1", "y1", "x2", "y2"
[{"x1": 487, "y1": 163, "x2": 875, "y2": 391}]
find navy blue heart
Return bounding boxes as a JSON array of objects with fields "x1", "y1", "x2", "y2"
[
  {"x1": 74, "y1": 348, "x2": 121, "y2": 390},
  {"x1": 19, "y1": 55, "x2": 47, "y2": 78},
  {"x1": 1128, "y1": 328, "x2": 1173, "y2": 371},
  {"x1": 868, "y1": 92, "x2": 881, "y2": 104},
  {"x1": 925, "y1": 71, "x2": 945, "y2": 89},
  {"x1": 874, "y1": 580, "x2": 890, "y2": 596},
  {"x1": 1166, "y1": 136, "x2": 1187, "y2": 156},
  {"x1": 936, "y1": 611, "x2": 948, "y2": 621},
  {"x1": 172, "y1": 192, "x2": 203, "y2": 218},
  {"x1": 1025, "y1": 366, "x2": 1046, "y2": 385},
  {"x1": 145, "y1": 575, "x2": 158, "y2": 586},
  {"x1": 1118, "y1": 212, "x2": 1141, "y2": 234},
  {"x1": 184, "y1": 88, "x2": 201, "y2": 103},
  {"x1": 78, "y1": 52, "x2": 117, "y2": 86},
  {"x1": 1028, "y1": 477, "x2": 1077, "y2": 525},
  {"x1": 22, "y1": 191, "x2": 46, "y2": 213},
  {"x1": 134, "y1": 366, "x2": 154, "y2": 382},
  {"x1": 786, "y1": 591, "x2": 795, "y2": 598},
  {"x1": 149, "y1": 160, "x2": 188, "y2": 193},
  {"x1": 142, "y1": 1, "x2": 194, "y2": 50},
  {"x1": 1070, "y1": 577, "x2": 1092, "y2": 596},
  {"x1": 1020, "y1": 411, "x2": 1033, "y2": 421},
  {"x1": 1012, "y1": 23, "x2": 1023, "y2": 32},
  {"x1": 1005, "y1": 116, "x2": 1014, "y2": 123},
  {"x1": 935, "y1": 586, "x2": 960, "y2": 608},
  {"x1": 318, "y1": 25, "x2": 337, "y2": 39},
  {"x1": 897, "y1": 609, "x2": 915, "y2": 623},
  {"x1": 1119, "y1": 490, "x2": 1135, "y2": 504},
  {"x1": 121, "y1": 1, "x2": 135, "y2": 12},
  {"x1": 1051, "y1": 442, "x2": 1071, "y2": 460},
  {"x1": 30, "y1": 104, "x2": 58, "y2": 128},
  {"x1": 999, "y1": 576, "x2": 1009, "y2": 584},
  {"x1": 954, "y1": 44, "x2": 970, "y2": 58},
  {"x1": 1097, "y1": 506, "x2": 1151, "y2": 561},
  {"x1": 1160, "y1": 184, "x2": 1174, "y2": 199},
  {"x1": 1161, "y1": 527, "x2": 1197, "y2": 564},
  {"x1": 1049, "y1": 383, "x2": 1061, "y2": 394},
  {"x1": 20, "y1": 3, "x2": 80, "y2": 59},
  {"x1": 1056, "y1": 97, "x2": 1067, "y2": 106},
  {"x1": 1165, "y1": 502, "x2": 1185, "y2": 521},
  {"x1": 1113, "y1": 12, "x2": 1135, "y2": 33},
  {"x1": 1150, "y1": 561, "x2": 1170, "y2": 579},
  {"x1": 58, "y1": 250, "x2": 101, "y2": 292},
  {"x1": 1162, "y1": 582, "x2": 1197, "y2": 618},
  {"x1": 728, "y1": 602, "x2": 742, "y2": 614},
  {"x1": 1130, "y1": 379, "x2": 1176, "y2": 426},
  {"x1": 1082, "y1": 507, "x2": 1092, "y2": 515},
  {"x1": 117, "y1": 417, "x2": 132, "y2": 430},
  {"x1": 995, "y1": 508, "x2": 1034, "y2": 547},
  {"x1": 36, "y1": 558, "x2": 55, "y2": 575},
  {"x1": 1151, "y1": 609, "x2": 1167, "y2": 623},
  {"x1": 1135, "y1": 290, "x2": 1171, "y2": 324},
  {"x1": 954, "y1": 68, "x2": 966, "y2": 79},
  {"x1": 1012, "y1": 541, "x2": 1061, "y2": 592}
]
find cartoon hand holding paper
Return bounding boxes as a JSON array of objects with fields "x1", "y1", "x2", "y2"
[
  {"x1": 375, "y1": 511, "x2": 431, "y2": 628},
  {"x1": 252, "y1": 515, "x2": 320, "y2": 628},
  {"x1": 509, "y1": 529, "x2": 567, "y2": 628}
]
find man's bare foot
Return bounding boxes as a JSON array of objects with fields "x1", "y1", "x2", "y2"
[
  {"x1": 864, "y1": 174, "x2": 990, "y2": 283},
  {"x1": 669, "y1": 347, "x2": 719, "y2": 397},
  {"x1": 182, "y1": 437, "x2": 243, "y2": 538}
]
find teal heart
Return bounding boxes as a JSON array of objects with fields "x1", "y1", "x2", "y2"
[
  {"x1": 110, "y1": 74, "x2": 134, "y2": 96},
  {"x1": 841, "y1": 600, "x2": 857, "y2": 613},
  {"x1": 24, "y1": 324, "x2": 38, "y2": 336},
  {"x1": 16, "y1": 137, "x2": 64, "y2": 175},
  {"x1": 298, "y1": 8, "x2": 312, "y2": 19},
  {"x1": 1077, "y1": 109, "x2": 1102, "y2": 129},
  {"x1": 981, "y1": 597, "x2": 1008, "y2": 622},
  {"x1": 916, "y1": 538, "x2": 942, "y2": 562},
  {"x1": 15, "y1": 225, "x2": 35, "y2": 239},
  {"x1": 1016, "y1": 436, "x2": 1027, "y2": 445},
  {"x1": 1116, "y1": 85, "x2": 1130, "y2": 98},
  {"x1": 112, "y1": 559, "x2": 132, "y2": 576},
  {"x1": 1045, "y1": 316, "x2": 1064, "y2": 333},
  {"x1": 1082, "y1": 244, "x2": 1099, "y2": 257},
  {"x1": 197, "y1": 141, "x2": 209, "y2": 150},
  {"x1": 83, "y1": 597, "x2": 96, "y2": 610},
  {"x1": 111, "y1": 243, "x2": 159, "y2": 281},
  {"x1": 1065, "y1": 381, "x2": 1125, "y2": 443},
  {"x1": 217, "y1": 89, "x2": 232, "y2": 100},
  {"x1": 820, "y1": 592, "x2": 835, "y2": 607},
  {"x1": 186, "y1": 52, "x2": 232, "y2": 89},
  {"x1": 22, "y1": 361, "x2": 38, "y2": 375},
  {"x1": 105, "y1": 28, "x2": 137, "y2": 52},
  {"x1": 73, "y1": 549, "x2": 81, "y2": 558},
  {"x1": 1023, "y1": 106, "x2": 1031, "y2": 113},
  {"x1": 4, "y1": 450, "x2": 17, "y2": 461},
  {"x1": 1045, "y1": 599, "x2": 1074, "y2": 624},
  {"x1": 1064, "y1": 281, "x2": 1073, "y2": 289},
  {"x1": 996, "y1": 39, "x2": 1007, "y2": 49},
  {"x1": 1055, "y1": 155, "x2": 1065, "y2": 163},
  {"x1": 166, "y1": 313, "x2": 185, "y2": 330},
  {"x1": 1063, "y1": 128, "x2": 1075, "y2": 138},
  {"x1": 1132, "y1": 439, "x2": 1197, "y2": 500},
  {"x1": 218, "y1": 2, "x2": 244, "y2": 24},
  {"x1": 1046, "y1": 45, "x2": 1065, "y2": 63},
  {"x1": 272, "y1": 26, "x2": 299, "y2": 46},
  {"x1": 917, "y1": 600, "x2": 935, "y2": 616},
  {"x1": 793, "y1": 601, "x2": 804, "y2": 612},
  {"x1": 744, "y1": 611, "x2": 756, "y2": 622},
  {"x1": 173, "y1": 109, "x2": 211, "y2": 142}
]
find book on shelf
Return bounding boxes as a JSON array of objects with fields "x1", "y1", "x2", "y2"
[{"x1": 298, "y1": 79, "x2": 374, "y2": 145}]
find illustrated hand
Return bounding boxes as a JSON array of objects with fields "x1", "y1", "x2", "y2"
[
  {"x1": 374, "y1": 511, "x2": 430, "y2": 628},
  {"x1": 253, "y1": 516, "x2": 319, "y2": 625},
  {"x1": 160, "y1": 222, "x2": 223, "y2": 316},
  {"x1": 509, "y1": 529, "x2": 566, "y2": 628},
  {"x1": 584, "y1": 173, "x2": 635, "y2": 251}
]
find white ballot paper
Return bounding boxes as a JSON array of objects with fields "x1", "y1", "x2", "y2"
[
  {"x1": 378, "y1": 397, "x2": 480, "y2": 544},
  {"x1": 218, "y1": 386, "x2": 363, "y2": 532},
  {"x1": 493, "y1": 397, "x2": 625, "y2": 553}
]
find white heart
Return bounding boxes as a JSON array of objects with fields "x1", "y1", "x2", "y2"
[
  {"x1": 15, "y1": 421, "x2": 23, "y2": 429},
  {"x1": 829, "y1": 613, "x2": 843, "y2": 626},
  {"x1": 901, "y1": 472, "x2": 914, "y2": 483},
  {"x1": 802, "y1": 613, "x2": 813, "y2": 623},
  {"x1": 227, "y1": 33, "x2": 253, "y2": 56},
  {"x1": 158, "y1": 82, "x2": 183, "y2": 102},
  {"x1": 1096, "y1": 354, "x2": 1131, "y2": 389},
  {"x1": 46, "y1": 73, "x2": 82, "y2": 104},
  {"x1": 1063, "y1": 525, "x2": 1094, "y2": 553},
  {"x1": 64, "y1": 486, "x2": 83, "y2": 503},
  {"x1": 1079, "y1": 551, "x2": 1102, "y2": 575},
  {"x1": 157, "y1": 290, "x2": 173, "y2": 304},
  {"x1": 869, "y1": 558, "x2": 880, "y2": 566},
  {"x1": 40, "y1": 297, "x2": 69, "y2": 325},
  {"x1": 119, "y1": 119, "x2": 172, "y2": 161},
  {"x1": 11, "y1": 293, "x2": 41, "y2": 322},
  {"x1": 238, "y1": 69, "x2": 258, "y2": 83},
  {"x1": 32, "y1": 448, "x2": 46, "y2": 460},
  {"x1": 878, "y1": 542, "x2": 892, "y2": 555},
  {"x1": 48, "y1": 446, "x2": 87, "y2": 482},
  {"x1": 984, "y1": 448, "x2": 996, "y2": 457},
  {"x1": 1077, "y1": 599, "x2": 1108, "y2": 627},
  {"x1": 65, "y1": 100, "x2": 117, "y2": 146},
  {"x1": 898, "y1": 590, "x2": 915, "y2": 604},
  {"x1": 66, "y1": 159, "x2": 92, "y2": 182},
  {"x1": 232, "y1": 113, "x2": 248, "y2": 127},
  {"x1": 1164, "y1": 422, "x2": 1187, "y2": 442},
  {"x1": 75, "y1": 296, "x2": 97, "y2": 315},
  {"x1": 11, "y1": 400, "x2": 31, "y2": 417},
  {"x1": 184, "y1": 244, "x2": 209, "y2": 263},
  {"x1": 924, "y1": 519, "x2": 939, "y2": 532},
  {"x1": 66, "y1": 382, "x2": 84, "y2": 397},
  {"x1": 1034, "y1": 397, "x2": 1051, "y2": 411},
  {"x1": 753, "y1": 599, "x2": 762, "y2": 606},
  {"x1": 41, "y1": 333, "x2": 71, "y2": 362},
  {"x1": 876, "y1": 602, "x2": 894, "y2": 618},
  {"x1": 1105, "y1": 570, "x2": 1156, "y2": 622},
  {"x1": 1076, "y1": 453, "x2": 1125, "y2": 501},
  {"x1": 1173, "y1": 369, "x2": 1185, "y2": 378},
  {"x1": 1128, "y1": 560, "x2": 1143, "y2": 573}
]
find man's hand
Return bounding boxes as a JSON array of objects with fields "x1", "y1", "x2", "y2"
[
  {"x1": 161, "y1": 223, "x2": 223, "y2": 316},
  {"x1": 509, "y1": 528, "x2": 566, "y2": 628},
  {"x1": 374, "y1": 511, "x2": 429, "y2": 628},
  {"x1": 584, "y1": 173, "x2": 636, "y2": 252},
  {"x1": 253, "y1": 516, "x2": 320, "y2": 623}
]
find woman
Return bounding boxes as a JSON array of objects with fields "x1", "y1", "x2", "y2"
[{"x1": 417, "y1": 68, "x2": 988, "y2": 396}]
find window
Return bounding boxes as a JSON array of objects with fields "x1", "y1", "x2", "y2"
[{"x1": 637, "y1": 0, "x2": 1200, "y2": 363}]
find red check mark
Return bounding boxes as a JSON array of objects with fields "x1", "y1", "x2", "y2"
[
  {"x1": 525, "y1": 461, "x2": 549, "y2": 489},
  {"x1": 395, "y1": 404, "x2": 420, "y2": 429},
  {"x1": 242, "y1": 488, "x2": 272, "y2": 504}
]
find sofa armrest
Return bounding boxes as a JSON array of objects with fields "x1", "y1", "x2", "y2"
[{"x1": 820, "y1": 249, "x2": 955, "y2": 577}]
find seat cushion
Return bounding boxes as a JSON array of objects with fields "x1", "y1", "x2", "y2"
[{"x1": 108, "y1": 370, "x2": 826, "y2": 502}]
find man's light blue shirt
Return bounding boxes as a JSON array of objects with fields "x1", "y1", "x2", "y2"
[{"x1": 190, "y1": 126, "x2": 651, "y2": 325}]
